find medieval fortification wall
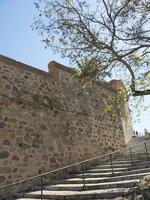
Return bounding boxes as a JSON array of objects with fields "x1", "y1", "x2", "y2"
[{"x1": 0, "y1": 55, "x2": 132, "y2": 189}]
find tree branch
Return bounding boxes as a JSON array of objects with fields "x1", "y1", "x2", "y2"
[{"x1": 133, "y1": 90, "x2": 150, "y2": 96}]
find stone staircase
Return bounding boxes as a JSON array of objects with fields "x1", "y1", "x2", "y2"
[{"x1": 4, "y1": 137, "x2": 150, "y2": 199}]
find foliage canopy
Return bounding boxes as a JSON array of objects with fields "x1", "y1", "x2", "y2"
[{"x1": 33, "y1": 0, "x2": 150, "y2": 98}]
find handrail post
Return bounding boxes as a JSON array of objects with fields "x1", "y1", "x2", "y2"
[
  {"x1": 109, "y1": 154, "x2": 114, "y2": 176},
  {"x1": 40, "y1": 176, "x2": 43, "y2": 200},
  {"x1": 5, "y1": 187, "x2": 8, "y2": 198},
  {"x1": 129, "y1": 147, "x2": 134, "y2": 165},
  {"x1": 144, "y1": 142, "x2": 149, "y2": 160},
  {"x1": 81, "y1": 163, "x2": 86, "y2": 190}
]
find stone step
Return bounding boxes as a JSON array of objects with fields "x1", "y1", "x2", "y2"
[
  {"x1": 75, "y1": 167, "x2": 150, "y2": 178},
  {"x1": 122, "y1": 152, "x2": 150, "y2": 155},
  {"x1": 15, "y1": 198, "x2": 114, "y2": 200},
  {"x1": 87, "y1": 167, "x2": 129, "y2": 173},
  {"x1": 42, "y1": 179, "x2": 139, "y2": 191},
  {"x1": 95, "y1": 159, "x2": 148, "y2": 169},
  {"x1": 16, "y1": 188, "x2": 130, "y2": 199},
  {"x1": 118, "y1": 153, "x2": 150, "y2": 157},
  {"x1": 112, "y1": 158, "x2": 148, "y2": 162},
  {"x1": 117, "y1": 151, "x2": 150, "y2": 158},
  {"x1": 15, "y1": 199, "x2": 113, "y2": 200},
  {"x1": 16, "y1": 199, "x2": 112, "y2": 200},
  {"x1": 95, "y1": 163, "x2": 133, "y2": 169},
  {"x1": 88, "y1": 162, "x2": 150, "y2": 172},
  {"x1": 15, "y1": 199, "x2": 49, "y2": 200},
  {"x1": 63, "y1": 172, "x2": 150, "y2": 184},
  {"x1": 111, "y1": 159, "x2": 150, "y2": 165},
  {"x1": 95, "y1": 160, "x2": 150, "y2": 169},
  {"x1": 16, "y1": 199, "x2": 49, "y2": 200},
  {"x1": 107, "y1": 159, "x2": 145, "y2": 164},
  {"x1": 118, "y1": 155, "x2": 150, "y2": 160}
]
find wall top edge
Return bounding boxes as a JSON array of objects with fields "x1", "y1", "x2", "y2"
[
  {"x1": 0, "y1": 55, "x2": 122, "y2": 93},
  {"x1": 48, "y1": 61, "x2": 76, "y2": 74},
  {"x1": 0, "y1": 55, "x2": 49, "y2": 77},
  {"x1": 48, "y1": 61, "x2": 121, "y2": 93}
]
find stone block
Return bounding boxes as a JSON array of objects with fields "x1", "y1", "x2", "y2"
[{"x1": 0, "y1": 151, "x2": 9, "y2": 159}]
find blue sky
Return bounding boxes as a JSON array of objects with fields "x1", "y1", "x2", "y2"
[
  {"x1": 0, "y1": 0, "x2": 149, "y2": 134},
  {"x1": 0, "y1": 0, "x2": 68, "y2": 71}
]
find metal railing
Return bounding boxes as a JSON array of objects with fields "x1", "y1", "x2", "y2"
[{"x1": 0, "y1": 140, "x2": 150, "y2": 199}]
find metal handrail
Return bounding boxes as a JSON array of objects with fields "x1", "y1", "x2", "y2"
[{"x1": 0, "y1": 139, "x2": 150, "y2": 195}]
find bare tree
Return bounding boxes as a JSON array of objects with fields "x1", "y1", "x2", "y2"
[{"x1": 33, "y1": 0, "x2": 150, "y2": 97}]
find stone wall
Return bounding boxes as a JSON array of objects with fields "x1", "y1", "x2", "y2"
[{"x1": 0, "y1": 55, "x2": 132, "y2": 192}]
